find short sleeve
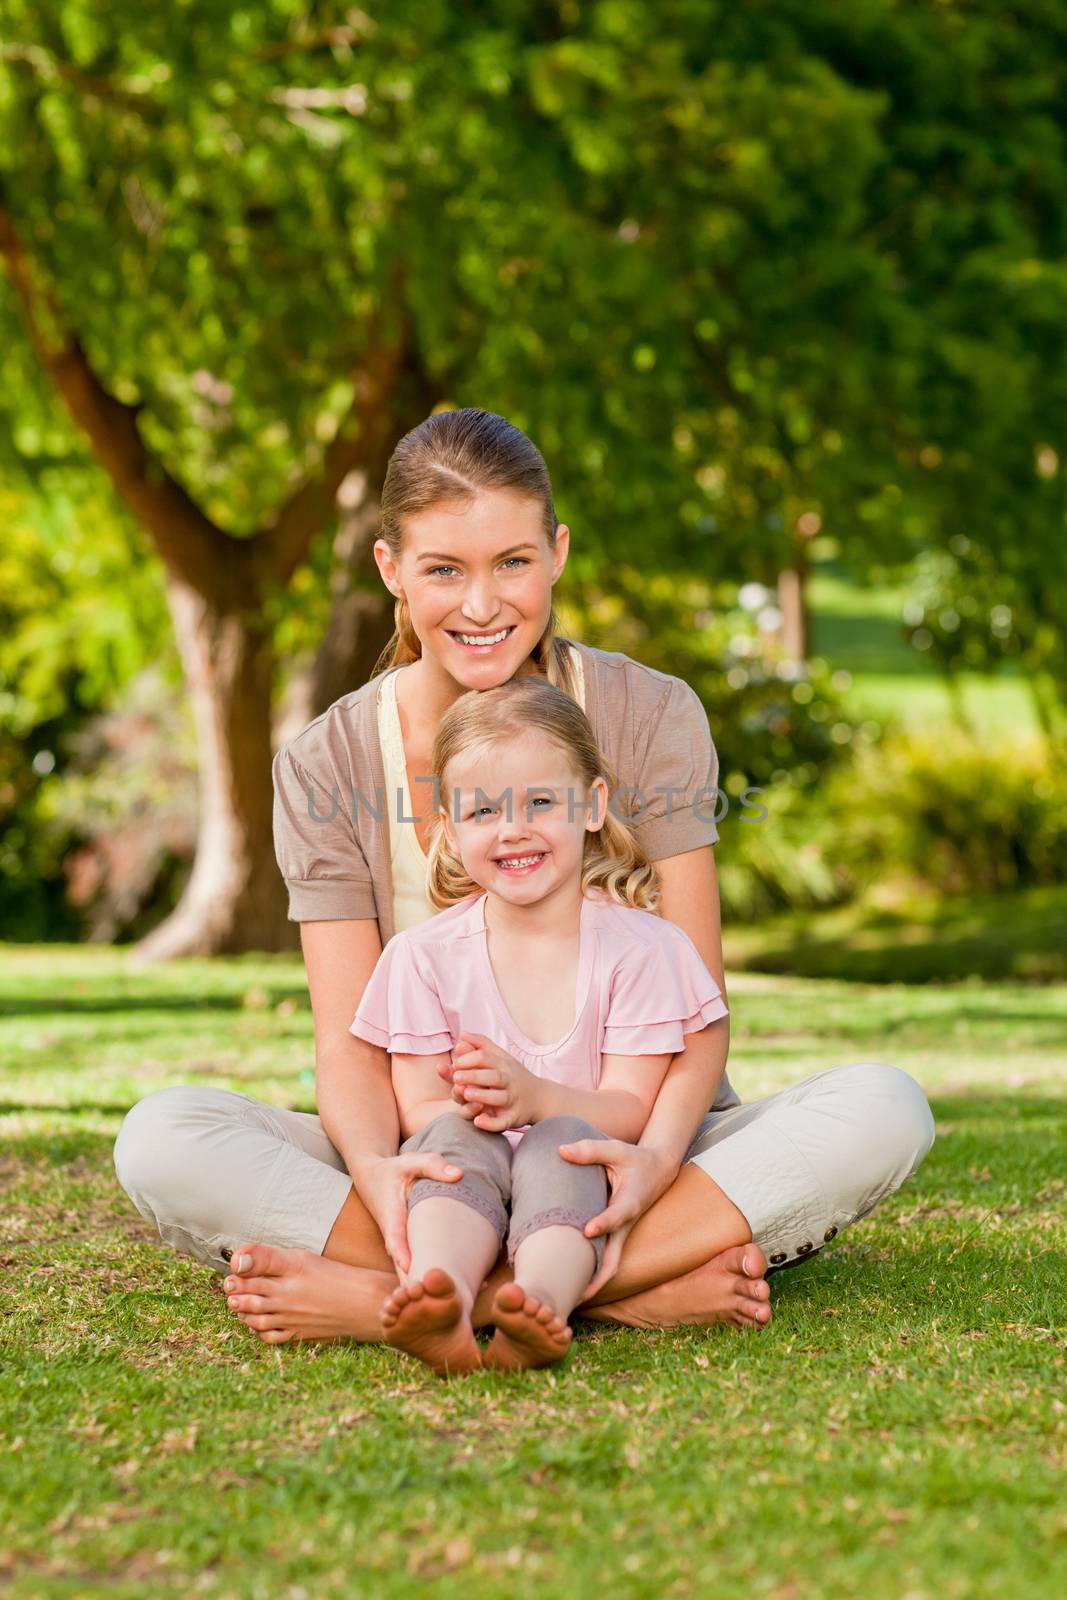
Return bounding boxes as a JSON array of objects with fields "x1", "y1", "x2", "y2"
[
  {"x1": 629, "y1": 676, "x2": 720, "y2": 860},
  {"x1": 602, "y1": 922, "x2": 728, "y2": 1057},
  {"x1": 349, "y1": 936, "x2": 455, "y2": 1055},
  {"x1": 272, "y1": 743, "x2": 378, "y2": 923}
]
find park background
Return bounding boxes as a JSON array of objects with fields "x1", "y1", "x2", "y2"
[{"x1": 0, "y1": 3, "x2": 1063, "y2": 1598}]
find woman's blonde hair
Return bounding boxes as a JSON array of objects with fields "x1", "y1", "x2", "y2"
[
  {"x1": 425, "y1": 676, "x2": 660, "y2": 915},
  {"x1": 371, "y1": 407, "x2": 578, "y2": 699}
]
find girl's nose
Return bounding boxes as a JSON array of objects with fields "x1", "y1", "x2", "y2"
[{"x1": 495, "y1": 808, "x2": 533, "y2": 841}]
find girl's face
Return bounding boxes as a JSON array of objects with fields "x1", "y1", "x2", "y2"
[
  {"x1": 441, "y1": 730, "x2": 609, "y2": 908},
  {"x1": 374, "y1": 488, "x2": 569, "y2": 690}
]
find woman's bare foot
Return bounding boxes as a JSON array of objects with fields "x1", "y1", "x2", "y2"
[
  {"x1": 381, "y1": 1268, "x2": 482, "y2": 1376},
  {"x1": 223, "y1": 1242, "x2": 395, "y2": 1345},
  {"x1": 583, "y1": 1243, "x2": 772, "y2": 1330},
  {"x1": 484, "y1": 1282, "x2": 573, "y2": 1370}
]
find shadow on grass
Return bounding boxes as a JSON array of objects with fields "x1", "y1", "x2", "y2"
[
  {"x1": 0, "y1": 991, "x2": 309, "y2": 1017},
  {"x1": 728, "y1": 886, "x2": 1067, "y2": 985}
]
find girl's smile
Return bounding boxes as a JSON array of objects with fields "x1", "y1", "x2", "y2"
[{"x1": 440, "y1": 729, "x2": 608, "y2": 924}]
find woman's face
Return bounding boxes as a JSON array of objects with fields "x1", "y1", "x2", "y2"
[
  {"x1": 374, "y1": 488, "x2": 569, "y2": 690},
  {"x1": 440, "y1": 730, "x2": 608, "y2": 907}
]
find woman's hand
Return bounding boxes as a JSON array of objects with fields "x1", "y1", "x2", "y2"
[
  {"x1": 349, "y1": 1150, "x2": 464, "y2": 1275},
  {"x1": 558, "y1": 1136, "x2": 677, "y2": 1300},
  {"x1": 441, "y1": 1032, "x2": 544, "y2": 1132}
]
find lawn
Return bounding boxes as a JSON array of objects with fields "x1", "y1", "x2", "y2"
[
  {"x1": 1, "y1": 946, "x2": 1063, "y2": 1599},
  {"x1": 808, "y1": 570, "x2": 1040, "y2": 735}
]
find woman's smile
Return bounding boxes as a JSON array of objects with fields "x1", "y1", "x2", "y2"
[{"x1": 446, "y1": 625, "x2": 517, "y2": 653}]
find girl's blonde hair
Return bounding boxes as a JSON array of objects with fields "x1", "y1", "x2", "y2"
[
  {"x1": 425, "y1": 676, "x2": 661, "y2": 915},
  {"x1": 371, "y1": 407, "x2": 578, "y2": 699}
]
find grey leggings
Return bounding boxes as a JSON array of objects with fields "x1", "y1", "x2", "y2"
[{"x1": 402, "y1": 1112, "x2": 609, "y2": 1273}]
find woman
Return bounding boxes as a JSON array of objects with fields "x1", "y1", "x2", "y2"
[{"x1": 114, "y1": 407, "x2": 935, "y2": 1344}]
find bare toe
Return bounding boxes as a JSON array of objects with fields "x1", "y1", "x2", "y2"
[
  {"x1": 226, "y1": 1242, "x2": 283, "y2": 1279},
  {"x1": 485, "y1": 1284, "x2": 573, "y2": 1371},
  {"x1": 383, "y1": 1271, "x2": 481, "y2": 1376}
]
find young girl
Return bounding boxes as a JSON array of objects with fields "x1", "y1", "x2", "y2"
[{"x1": 349, "y1": 673, "x2": 729, "y2": 1375}]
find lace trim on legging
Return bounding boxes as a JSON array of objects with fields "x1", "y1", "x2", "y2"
[
  {"x1": 407, "y1": 1177, "x2": 506, "y2": 1239},
  {"x1": 507, "y1": 1207, "x2": 605, "y2": 1271}
]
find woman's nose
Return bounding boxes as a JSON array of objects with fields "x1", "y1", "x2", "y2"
[{"x1": 461, "y1": 582, "x2": 500, "y2": 624}]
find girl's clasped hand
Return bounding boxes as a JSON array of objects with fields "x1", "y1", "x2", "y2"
[{"x1": 441, "y1": 1031, "x2": 544, "y2": 1131}]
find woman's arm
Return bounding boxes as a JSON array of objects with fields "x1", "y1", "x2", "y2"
[
  {"x1": 557, "y1": 844, "x2": 731, "y2": 1295},
  {"x1": 302, "y1": 920, "x2": 469, "y2": 1269},
  {"x1": 300, "y1": 919, "x2": 401, "y2": 1170},
  {"x1": 638, "y1": 844, "x2": 730, "y2": 1170}
]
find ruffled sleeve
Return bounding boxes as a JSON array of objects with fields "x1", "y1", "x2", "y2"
[
  {"x1": 350, "y1": 935, "x2": 454, "y2": 1055},
  {"x1": 602, "y1": 920, "x2": 728, "y2": 1057}
]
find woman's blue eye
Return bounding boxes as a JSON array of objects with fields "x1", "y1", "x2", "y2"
[{"x1": 428, "y1": 558, "x2": 529, "y2": 578}]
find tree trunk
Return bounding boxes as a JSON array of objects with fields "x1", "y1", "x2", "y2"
[
  {"x1": 135, "y1": 575, "x2": 296, "y2": 960},
  {"x1": 0, "y1": 200, "x2": 425, "y2": 957},
  {"x1": 778, "y1": 539, "x2": 810, "y2": 664},
  {"x1": 274, "y1": 472, "x2": 396, "y2": 745}
]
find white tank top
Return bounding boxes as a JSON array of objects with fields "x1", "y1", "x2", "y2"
[{"x1": 378, "y1": 646, "x2": 586, "y2": 934}]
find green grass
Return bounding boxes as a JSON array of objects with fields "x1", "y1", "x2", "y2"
[
  {"x1": 808, "y1": 571, "x2": 1040, "y2": 735},
  {"x1": 1, "y1": 948, "x2": 1063, "y2": 1598}
]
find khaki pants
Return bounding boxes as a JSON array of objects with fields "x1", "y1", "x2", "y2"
[{"x1": 113, "y1": 1062, "x2": 934, "y2": 1277}]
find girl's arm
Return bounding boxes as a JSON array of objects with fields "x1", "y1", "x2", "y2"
[
  {"x1": 555, "y1": 844, "x2": 730, "y2": 1294},
  {"x1": 449, "y1": 1037, "x2": 672, "y2": 1142},
  {"x1": 531, "y1": 1050, "x2": 672, "y2": 1142},
  {"x1": 391, "y1": 1050, "x2": 461, "y2": 1138}
]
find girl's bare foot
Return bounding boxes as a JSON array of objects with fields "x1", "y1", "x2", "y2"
[
  {"x1": 381, "y1": 1269, "x2": 482, "y2": 1376},
  {"x1": 484, "y1": 1282, "x2": 573, "y2": 1370},
  {"x1": 223, "y1": 1242, "x2": 395, "y2": 1345},
  {"x1": 583, "y1": 1243, "x2": 772, "y2": 1330}
]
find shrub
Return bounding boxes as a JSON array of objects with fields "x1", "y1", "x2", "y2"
[{"x1": 826, "y1": 729, "x2": 1067, "y2": 896}]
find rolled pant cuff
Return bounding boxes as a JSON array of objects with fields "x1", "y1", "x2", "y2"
[
  {"x1": 690, "y1": 1118, "x2": 828, "y2": 1265},
  {"x1": 241, "y1": 1145, "x2": 353, "y2": 1265},
  {"x1": 506, "y1": 1207, "x2": 605, "y2": 1273}
]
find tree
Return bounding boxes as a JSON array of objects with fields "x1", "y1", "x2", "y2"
[{"x1": 3, "y1": 1, "x2": 1066, "y2": 953}]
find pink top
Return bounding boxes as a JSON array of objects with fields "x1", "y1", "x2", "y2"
[{"x1": 350, "y1": 889, "x2": 729, "y2": 1146}]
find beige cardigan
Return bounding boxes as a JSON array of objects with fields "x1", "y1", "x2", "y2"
[{"x1": 272, "y1": 638, "x2": 721, "y2": 948}]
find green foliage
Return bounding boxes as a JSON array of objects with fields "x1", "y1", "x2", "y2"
[
  {"x1": 827, "y1": 728, "x2": 1067, "y2": 897},
  {"x1": 5, "y1": 1, "x2": 1067, "y2": 939},
  {"x1": 560, "y1": 566, "x2": 856, "y2": 791},
  {"x1": 0, "y1": 484, "x2": 172, "y2": 938},
  {"x1": 3, "y1": 0, "x2": 1067, "y2": 607}
]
